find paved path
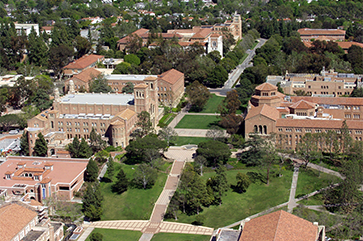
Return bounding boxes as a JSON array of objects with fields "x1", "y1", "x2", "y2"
[
  {"x1": 98, "y1": 163, "x2": 108, "y2": 180},
  {"x1": 287, "y1": 166, "x2": 300, "y2": 213},
  {"x1": 77, "y1": 226, "x2": 94, "y2": 241},
  {"x1": 164, "y1": 146, "x2": 196, "y2": 162}
]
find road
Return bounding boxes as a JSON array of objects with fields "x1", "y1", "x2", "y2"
[{"x1": 209, "y1": 38, "x2": 267, "y2": 97}]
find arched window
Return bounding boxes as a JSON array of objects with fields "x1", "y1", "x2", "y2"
[
  {"x1": 263, "y1": 125, "x2": 267, "y2": 134},
  {"x1": 259, "y1": 125, "x2": 263, "y2": 134},
  {"x1": 51, "y1": 121, "x2": 54, "y2": 128},
  {"x1": 151, "y1": 83, "x2": 153, "y2": 89},
  {"x1": 254, "y1": 125, "x2": 258, "y2": 133}
]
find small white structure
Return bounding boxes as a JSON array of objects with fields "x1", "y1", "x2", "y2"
[
  {"x1": 14, "y1": 24, "x2": 39, "y2": 36},
  {"x1": 208, "y1": 34, "x2": 223, "y2": 57}
]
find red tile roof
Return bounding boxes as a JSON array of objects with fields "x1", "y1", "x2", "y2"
[
  {"x1": 245, "y1": 104, "x2": 279, "y2": 121},
  {"x1": 63, "y1": 54, "x2": 104, "y2": 70},
  {"x1": 0, "y1": 203, "x2": 37, "y2": 241},
  {"x1": 158, "y1": 69, "x2": 184, "y2": 85},
  {"x1": 298, "y1": 28, "x2": 346, "y2": 36},
  {"x1": 289, "y1": 100, "x2": 316, "y2": 109},
  {"x1": 336, "y1": 41, "x2": 363, "y2": 49},
  {"x1": 70, "y1": 68, "x2": 101, "y2": 83},
  {"x1": 117, "y1": 28, "x2": 149, "y2": 44},
  {"x1": 255, "y1": 82, "x2": 277, "y2": 91},
  {"x1": 240, "y1": 210, "x2": 318, "y2": 241},
  {"x1": 289, "y1": 96, "x2": 363, "y2": 106}
]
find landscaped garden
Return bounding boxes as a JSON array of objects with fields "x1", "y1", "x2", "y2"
[
  {"x1": 86, "y1": 229, "x2": 142, "y2": 241},
  {"x1": 295, "y1": 167, "x2": 341, "y2": 199},
  {"x1": 101, "y1": 162, "x2": 171, "y2": 220},
  {"x1": 189, "y1": 94, "x2": 224, "y2": 113},
  {"x1": 175, "y1": 115, "x2": 221, "y2": 129},
  {"x1": 151, "y1": 233, "x2": 211, "y2": 241},
  {"x1": 165, "y1": 166, "x2": 293, "y2": 228}
]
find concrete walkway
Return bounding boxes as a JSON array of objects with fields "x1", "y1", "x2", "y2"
[
  {"x1": 287, "y1": 166, "x2": 300, "y2": 213},
  {"x1": 77, "y1": 226, "x2": 94, "y2": 241}
]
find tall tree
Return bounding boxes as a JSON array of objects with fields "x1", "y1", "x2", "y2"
[
  {"x1": 194, "y1": 155, "x2": 207, "y2": 176},
  {"x1": 82, "y1": 182, "x2": 103, "y2": 221},
  {"x1": 136, "y1": 111, "x2": 153, "y2": 137},
  {"x1": 107, "y1": 156, "x2": 115, "y2": 178},
  {"x1": 20, "y1": 131, "x2": 29, "y2": 156},
  {"x1": 112, "y1": 167, "x2": 128, "y2": 194},
  {"x1": 89, "y1": 74, "x2": 112, "y2": 93},
  {"x1": 67, "y1": 137, "x2": 80, "y2": 158},
  {"x1": 33, "y1": 133, "x2": 47, "y2": 157},
  {"x1": 132, "y1": 163, "x2": 158, "y2": 189},
  {"x1": 79, "y1": 138, "x2": 92, "y2": 158},
  {"x1": 85, "y1": 158, "x2": 99, "y2": 182},
  {"x1": 186, "y1": 81, "x2": 210, "y2": 112},
  {"x1": 235, "y1": 172, "x2": 251, "y2": 193},
  {"x1": 74, "y1": 36, "x2": 91, "y2": 59},
  {"x1": 90, "y1": 128, "x2": 106, "y2": 153},
  {"x1": 206, "y1": 165, "x2": 229, "y2": 205},
  {"x1": 48, "y1": 44, "x2": 74, "y2": 79},
  {"x1": 197, "y1": 140, "x2": 231, "y2": 167}
]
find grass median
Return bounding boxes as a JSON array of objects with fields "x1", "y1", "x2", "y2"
[{"x1": 175, "y1": 115, "x2": 221, "y2": 129}]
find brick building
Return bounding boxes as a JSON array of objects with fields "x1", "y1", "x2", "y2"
[
  {"x1": 27, "y1": 75, "x2": 160, "y2": 156},
  {"x1": 0, "y1": 156, "x2": 88, "y2": 203},
  {"x1": 0, "y1": 202, "x2": 63, "y2": 241},
  {"x1": 268, "y1": 68, "x2": 362, "y2": 96},
  {"x1": 298, "y1": 28, "x2": 346, "y2": 42},
  {"x1": 245, "y1": 83, "x2": 363, "y2": 150},
  {"x1": 64, "y1": 68, "x2": 102, "y2": 93},
  {"x1": 63, "y1": 54, "x2": 104, "y2": 77}
]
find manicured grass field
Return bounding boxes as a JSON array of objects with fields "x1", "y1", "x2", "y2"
[
  {"x1": 295, "y1": 168, "x2": 341, "y2": 198},
  {"x1": 101, "y1": 162, "x2": 170, "y2": 220},
  {"x1": 189, "y1": 94, "x2": 224, "y2": 113},
  {"x1": 166, "y1": 168, "x2": 293, "y2": 228},
  {"x1": 86, "y1": 228, "x2": 142, "y2": 241},
  {"x1": 173, "y1": 137, "x2": 210, "y2": 146},
  {"x1": 298, "y1": 193, "x2": 325, "y2": 206},
  {"x1": 151, "y1": 233, "x2": 211, "y2": 241},
  {"x1": 175, "y1": 115, "x2": 221, "y2": 129}
]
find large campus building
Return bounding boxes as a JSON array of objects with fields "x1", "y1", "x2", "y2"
[
  {"x1": 267, "y1": 68, "x2": 363, "y2": 97},
  {"x1": 245, "y1": 82, "x2": 363, "y2": 150},
  {"x1": 27, "y1": 73, "x2": 161, "y2": 156},
  {"x1": 0, "y1": 156, "x2": 88, "y2": 203}
]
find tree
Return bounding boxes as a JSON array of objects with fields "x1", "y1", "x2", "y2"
[
  {"x1": 90, "y1": 128, "x2": 106, "y2": 153},
  {"x1": 0, "y1": 114, "x2": 21, "y2": 132},
  {"x1": 239, "y1": 134, "x2": 266, "y2": 167},
  {"x1": 205, "y1": 65, "x2": 228, "y2": 88},
  {"x1": 136, "y1": 111, "x2": 153, "y2": 137},
  {"x1": 235, "y1": 172, "x2": 250, "y2": 193},
  {"x1": 67, "y1": 137, "x2": 80, "y2": 158},
  {"x1": 218, "y1": 90, "x2": 241, "y2": 117},
  {"x1": 206, "y1": 165, "x2": 229, "y2": 205},
  {"x1": 339, "y1": 120, "x2": 353, "y2": 155},
  {"x1": 350, "y1": 88, "x2": 363, "y2": 97},
  {"x1": 158, "y1": 126, "x2": 178, "y2": 146},
  {"x1": 74, "y1": 36, "x2": 91, "y2": 59},
  {"x1": 33, "y1": 133, "x2": 47, "y2": 157},
  {"x1": 27, "y1": 27, "x2": 48, "y2": 67},
  {"x1": 206, "y1": 126, "x2": 224, "y2": 141},
  {"x1": 186, "y1": 81, "x2": 210, "y2": 112},
  {"x1": 196, "y1": 140, "x2": 231, "y2": 167},
  {"x1": 219, "y1": 114, "x2": 243, "y2": 135},
  {"x1": 194, "y1": 156, "x2": 207, "y2": 176},
  {"x1": 89, "y1": 74, "x2": 112, "y2": 93},
  {"x1": 79, "y1": 138, "x2": 93, "y2": 158},
  {"x1": 31, "y1": 89, "x2": 53, "y2": 111},
  {"x1": 125, "y1": 136, "x2": 167, "y2": 164},
  {"x1": 122, "y1": 82, "x2": 134, "y2": 94},
  {"x1": 20, "y1": 131, "x2": 29, "y2": 156},
  {"x1": 82, "y1": 182, "x2": 103, "y2": 221},
  {"x1": 296, "y1": 133, "x2": 322, "y2": 166},
  {"x1": 48, "y1": 44, "x2": 74, "y2": 79},
  {"x1": 132, "y1": 163, "x2": 158, "y2": 189},
  {"x1": 85, "y1": 159, "x2": 99, "y2": 182},
  {"x1": 124, "y1": 54, "x2": 141, "y2": 66},
  {"x1": 112, "y1": 168, "x2": 128, "y2": 194},
  {"x1": 107, "y1": 157, "x2": 115, "y2": 178},
  {"x1": 89, "y1": 232, "x2": 103, "y2": 241}
]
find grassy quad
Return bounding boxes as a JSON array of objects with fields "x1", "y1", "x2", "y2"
[
  {"x1": 165, "y1": 167, "x2": 293, "y2": 228},
  {"x1": 175, "y1": 115, "x2": 221, "y2": 129},
  {"x1": 173, "y1": 137, "x2": 210, "y2": 146},
  {"x1": 151, "y1": 233, "x2": 211, "y2": 241},
  {"x1": 86, "y1": 229, "x2": 142, "y2": 241},
  {"x1": 295, "y1": 167, "x2": 341, "y2": 199},
  {"x1": 193, "y1": 94, "x2": 225, "y2": 113},
  {"x1": 101, "y1": 162, "x2": 171, "y2": 221}
]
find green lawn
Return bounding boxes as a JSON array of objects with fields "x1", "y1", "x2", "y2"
[
  {"x1": 175, "y1": 115, "x2": 221, "y2": 129},
  {"x1": 101, "y1": 162, "x2": 170, "y2": 220},
  {"x1": 298, "y1": 193, "x2": 325, "y2": 206},
  {"x1": 190, "y1": 94, "x2": 225, "y2": 113},
  {"x1": 86, "y1": 228, "x2": 142, "y2": 241},
  {"x1": 151, "y1": 233, "x2": 211, "y2": 241},
  {"x1": 173, "y1": 137, "x2": 210, "y2": 146},
  {"x1": 165, "y1": 168, "x2": 293, "y2": 228},
  {"x1": 295, "y1": 168, "x2": 341, "y2": 198}
]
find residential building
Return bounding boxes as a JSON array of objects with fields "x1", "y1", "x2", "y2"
[
  {"x1": 26, "y1": 76, "x2": 160, "y2": 155},
  {"x1": 239, "y1": 210, "x2": 325, "y2": 241},
  {"x1": 0, "y1": 202, "x2": 63, "y2": 241},
  {"x1": 244, "y1": 82, "x2": 363, "y2": 150},
  {"x1": 298, "y1": 28, "x2": 346, "y2": 42},
  {"x1": 14, "y1": 23, "x2": 39, "y2": 36},
  {"x1": 0, "y1": 156, "x2": 88, "y2": 202},
  {"x1": 63, "y1": 54, "x2": 104, "y2": 77},
  {"x1": 267, "y1": 68, "x2": 362, "y2": 97}
]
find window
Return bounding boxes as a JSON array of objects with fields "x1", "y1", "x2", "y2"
[
  {"x1": 306, "y1": 129, "x2": 311, "y2": 133},
  {"x1": 278, "y1": 128, "x2": 283, "y2": 132},
  {"x1": 355, "y1": 131, "x2": 362, "y2": 134},
  {"x1": 286, "y1": 128, "x2": 292, "y2": 132},
  {"x1": 345, "y1": 114, "x2": 351, "y2": 118},
  {"x1": 354, "y1": 114, "x2": 360, "y2": 119},
  {"x1": 295, "y1": 128, "x2": 302, "y2": 132}
]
